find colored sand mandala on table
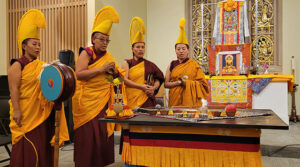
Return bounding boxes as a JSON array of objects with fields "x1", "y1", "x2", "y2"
[{"x1": 133, "y1": 108, "x2": 271, "y2": 123}]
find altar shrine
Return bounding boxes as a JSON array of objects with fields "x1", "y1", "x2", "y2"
[
  {"x1": 200, "y1": 0, "x2": 295, "y2": 125},
  {"x1": 204, "y1": 74, "x2": 294, "y2": 124}
]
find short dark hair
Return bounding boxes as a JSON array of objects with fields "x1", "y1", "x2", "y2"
[
  {"x1": 22, "y1": 38, "x2": 30, "y2": 55},
  {"x1": 132, "y1": 42, "x2": 145, "y2": 48},
  {"x1": 175, "y1": 43, "x2": 189, "y2": 49},
  {"x1": 131, "y1": 43, "x2": 145, "y2": 57},
  {"x1": 91, "y1": 32, "x2": 101, "y2": 45}
]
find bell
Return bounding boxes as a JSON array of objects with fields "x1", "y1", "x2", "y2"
[{"x1": 113, "y1": 102, "x2": 123, "y2": 114}]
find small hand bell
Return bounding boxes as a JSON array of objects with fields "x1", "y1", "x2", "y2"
[
  {"x1": 113, "y1": 102, "x2": 123, "y2": 114},
  {"x1": 183, "y1": 75, "x2": 188, "y2": 79}
]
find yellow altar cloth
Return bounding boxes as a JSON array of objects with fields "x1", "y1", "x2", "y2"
[{"x1": 205, "y1": 74, "x2": 294, "y2": 92}]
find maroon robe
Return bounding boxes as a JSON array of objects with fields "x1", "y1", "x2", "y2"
[
  {"x1": 74, "y1": 47, "x2": 115, "y2": 167},
  {"x1": 119, "y1": 58, "x2": 164, "y2": 155},
  {"x1": 126, "y1": 58, "x2": 164, "y2": 108},
  {"x1": 10, "y1": 56, "x2": 56, "y2": 167},
  {"x1": 10, "y1": 106, "x2": 55, "y2": 167},
  {"x1": 169, "y1": 57, "x2": 189, "y2": 72},
  {"x1": 10, "y1": 56, "x2": 35, "y2": 70},
  {"x1": 74, "y1": 104, "x2": 114, "y2": 167}
]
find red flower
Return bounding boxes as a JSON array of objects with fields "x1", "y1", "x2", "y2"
[{"x1": 123, "y1": 105, "x2": 130, "y2": 109}]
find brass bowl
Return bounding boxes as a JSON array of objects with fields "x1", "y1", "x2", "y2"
[
  {"x1": 211, "y1": 111, "x2": 221, "y2": 117},
  {"x1": 226, "y1": 111, "x2": 236, "y2": 117},
  {"x1": 148, "y1": 110, "x2": 157, "y2": 115},
  {"x1": 160, "y1": 110, "x2": 169, "y2": 115}
]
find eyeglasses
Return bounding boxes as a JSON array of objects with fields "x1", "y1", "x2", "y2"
[{"x1": 95, "y1": 38, "x2": 111, "y2": 44}]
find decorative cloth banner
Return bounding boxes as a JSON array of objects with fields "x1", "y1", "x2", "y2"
[
  {"x1": 207, "y1": 76, "x2": 252, "y2": 108},
  {"x1": 213, "y1": 0, "x2": 249, "y2": 45},
  {"x1": 252, "y1": 78, "x2": 272, "y2": 94},
  {"x1": 122, "y1": 125, "x2": 262, "y2": 167}
]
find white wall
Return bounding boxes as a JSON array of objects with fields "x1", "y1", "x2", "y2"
[
  {"x1": 146, "y1": 0, "x2": 187, "y2": 73},
  {"x1": 282, "y1": 0, "x2": 300, "y2": 76},
  {"x1": 282, "y1": 0, "x2": 300, "y2": 114},
  {"x1": 0, "y1": 0, "x2": 7, "y2": 75},
  {"x1": 87, "y1": 0, "x2": 95, "y2": 46},
  {"x1": 94, "y1": 0, "x2": 147, "y2": 66},
  {"x1": 91, "y1": 0, "x2": 186, "y2": 72}
]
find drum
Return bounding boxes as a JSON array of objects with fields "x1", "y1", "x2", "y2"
[
  {"x1": 40, "y1": 63, "x2": 76, "y2": 102},
  {"x1": 40, "y1": 63, "x2": 76, "y2": 167}
]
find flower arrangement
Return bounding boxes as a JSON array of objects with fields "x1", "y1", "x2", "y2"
[
  {"x1": 107, "y1": 103, "x2": 132, "y2": 117},
  {"x1": 105, "y1": 77, "x2": 134, "y2": 118},
  {"x1": 261, "y1": 63, "x2": 269, "y2": 70},
  {"x1": 261, "y1": 63, "x2": 269, "y2": 74},
  {"x1": 106, "y1": 77, "x2": 124, "y2": 87}
]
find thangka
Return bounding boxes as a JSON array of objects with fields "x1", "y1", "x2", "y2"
[
  {"x1": 208, "y1": 44, "x2": 251, "y2": 75},
  {"x1": 252, "y1": 78, "x2": 272, "y2": 94},
  {"x1": 207, "y1": 79, "x2": 252, "y2": 108},
  {"x1": 213, "y1": 0, "x2": 249, "y2": 45}
]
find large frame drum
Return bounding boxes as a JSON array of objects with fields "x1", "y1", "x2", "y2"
[
  {"x1": 41, "y1": 63, "x2": 76, "y2": 102},
  {"x1": 40, "y1": 63, "x2": 76, "y2": 167}
]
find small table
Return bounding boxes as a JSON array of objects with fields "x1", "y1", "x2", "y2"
[{"x1": 99, "y1": 109, "x2": 288, "y2": 167}]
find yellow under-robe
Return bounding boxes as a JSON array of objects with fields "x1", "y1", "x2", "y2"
[
  {"x1": 169, "y1": 59, "x2": 209, "y2": 107},
  {"x1": 72, "y1": 49, "x2": 126, "y2": 136},
  {"x1": 125, "y1": 61, "x2": 149, "y2": 109},
  {"x1": 9, "y1": 59, "x2": 69, "y2": 146}
]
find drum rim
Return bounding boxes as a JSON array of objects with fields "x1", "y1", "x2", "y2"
[
  {"x1": 66, "y1": 65, "x2": 77, "y2": 97},
  {"x1": 52, "y1": 63, "x2": 76, "y2": 102}
]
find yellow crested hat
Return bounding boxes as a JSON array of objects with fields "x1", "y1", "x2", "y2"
[
  {"x1": 92, "y1": 6, "x2": 119, "y2": 36},
  {"x1": 176, "y1": 18, "x2": 189, "y2": 45},
  {"x1": 17, "y1": 9, "x2": 46, "y2": 54},
  {"x1": 130, "y1": 17, "x2": 146, "y2": 45}
]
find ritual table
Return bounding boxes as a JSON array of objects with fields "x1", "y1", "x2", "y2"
[{"x1": 99, "y1": 109, "x2": 288, "y2": 167}]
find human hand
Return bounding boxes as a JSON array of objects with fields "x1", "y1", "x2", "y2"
[
  {"x1": 100, "y1": 62, "x2": 115, "y2": 74},
  {"x1": 13, "y1": 110, "x2": 22, "y2": 127},
  {"x1": 145, "y1": 85, "x2": 155, "y2": 97},
  {"x1": 181, "y1": 79, "x2": 186, "y2": 87},
  {"x1": 141, "y1": 84, "x2": 151, "y2": 92},
  {"x1": 177, "y1": 78, "x2": 186, "y2": 87}
]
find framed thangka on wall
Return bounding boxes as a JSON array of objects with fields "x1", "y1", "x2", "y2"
[
  {"x1": 208, "y1": 43, "x2": 251, "y2": 75},
  {"x1": 219, "y1": 52, "x2": 240, "y2": 76}
]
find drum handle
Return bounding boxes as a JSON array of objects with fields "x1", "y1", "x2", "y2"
[{"x1": 54, "y1": 103, "x2": 62, "y2": 167}]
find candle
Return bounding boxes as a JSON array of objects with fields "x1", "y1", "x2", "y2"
[{"x1": 292, "y1": 56, "x2": 295, "y2": 71}]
